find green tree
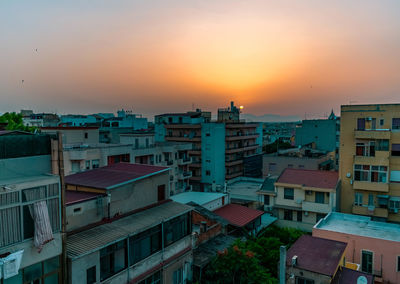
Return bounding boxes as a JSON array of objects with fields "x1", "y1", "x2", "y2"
[
  {"x1": 203, "y1": 240, "x2": 277, "y2": 284},
  {"x1": 0, "y1": 112, "x2": 37, "y2": 132}
]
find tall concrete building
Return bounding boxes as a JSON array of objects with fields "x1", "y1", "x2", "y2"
[
  {"x1": 0, "y1": 132, "x2": 63, "y2": 284},
  {"x1": 340, "y1": 104, "x2": 400, "y2": 222},
  {"x1": 155, "y1": 103, "x2": 262, "y2": 191}
]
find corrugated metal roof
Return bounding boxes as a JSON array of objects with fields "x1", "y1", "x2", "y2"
[
  {"x1": 65, "y1": 163, "x2": 169, "y2": 190},
  {"x1": 67, "y1": 201, "x2": 192, "y2": 260},
  {"x1": 170, "y1": 192, "x2": 226, "y2": 206},
  {"x1": 66, "y1": 191, "x2": 104, "y2": 206}
]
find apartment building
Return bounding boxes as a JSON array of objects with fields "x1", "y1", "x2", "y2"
[
  {"x1": 274, "y1": 168, "x2": 339, "y2": 232},
  {"x1": 340, "y1": 104, "x2": 400, "y2": 222},
  {"x1": 41, "y1": 127, "x2": 132, "y2": 175},
  {"x1": 0, "y1": 133, "x2": 63, "y2": 284},
  {"x1": 121, "y1": 132, "x2": 193, "y2": 195},
  {"x1": 64, "y1": 163, "x2": 193, "y2": 284},
  {"x1": 155, "y1": 103, "x2": 262, "y2": 191},
  {"x1": 313, "y1": 212, "x2": 400, "y2": 283}
]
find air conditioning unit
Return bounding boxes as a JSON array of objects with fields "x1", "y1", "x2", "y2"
[
  {"x1": 366, "y1": 117, "x2": 372, "y2": 121},
  {"x1": 304, "y1": 211, "x2": 309, "y2": 216}
]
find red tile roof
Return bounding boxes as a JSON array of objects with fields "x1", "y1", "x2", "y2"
[
  {"x1": 65, "y1": 163, "x2": 169, "y2": 190},
  {"x1": 213, "y1": 204, "x2": 264, "y2": 227},
  {"x1": 287, "y1": 235, "x2": 347, "y2": 276},
  {"x1": 277, "y1": 168, "x2": 338, "y2": 189},
  {"x1": 66, "y1": 191, "x2": 104, "y2": 206}
]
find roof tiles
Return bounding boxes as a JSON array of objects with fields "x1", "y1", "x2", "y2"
[
  {"x1": 213, "y1": 204, "x2": 264, "y2": 227},
  {"x1": 277, "y1": 168, "x2": 338, "y2": 189}
]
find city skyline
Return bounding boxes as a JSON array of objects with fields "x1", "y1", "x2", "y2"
[{"x1": 1, "y1": 1, "x2": 400, "y2": 118}]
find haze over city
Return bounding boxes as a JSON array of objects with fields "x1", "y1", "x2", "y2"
[{"x1": 1, "y1": 0, "x2": 400, "y2": 118}]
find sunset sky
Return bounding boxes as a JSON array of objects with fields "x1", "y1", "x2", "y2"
[{"x1": 1, "y1": 1, "x2": 400, "y2": 120}]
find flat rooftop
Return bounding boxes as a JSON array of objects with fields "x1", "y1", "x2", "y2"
[
  {"x1": 171, "y1": 192, "x2": 227, "y2": 206},
  {"x1": 227, "y1": 177, "x2": 263, "y2": 201},
  {"x1": 314, "y1": 212, "x2": 400, "y2": 243},
  {"x1": 65, "y1": 163, "x2": 169, "y2": 190}
]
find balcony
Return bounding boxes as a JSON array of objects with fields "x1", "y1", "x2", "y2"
[
  {"x1": 354, "y1": 129, "x2": 391, "y2": 140},
  {"x1": 225, "y1": 134, "x2": 259, "y2": 141},
  {"x1": 302, "y1": 201, "x2": 331, "y2": 214},
  {"x1": 165, "y1": 136, "x2": 201, "y2": 142},
  {"x1": 165, "y1": 124, "x2": 201, "y2": 129},
  {"x1": 190, "y1": 176, "x2": 201, "y2": 182},
  {"x1": 188, "y1": 149, "x2": 201, "y2": 155},
  {"x1": 178, "y1": 171, "x2": 192, "y2": 180},
  {"x1": 178, "y1": 157, "x2": 192, "y2": 165},
  {"x1": 68, "y1": 149, "x2": 88, "y2": 160},
  {"x1": 352, "y1": 205, "x2": 388, "y2": 218},
  {"x1": 354, "y1": 151, "x2": 390, "y2": 165},
  {"x1": 225, "y1": 144, "x2": 259, "y2": 154},
  {"x1": 352, "y1": 181, "x2": 389, "y2": 193},
  {"x1": 225, "y1": 123, "x2": 259, "y2": 129},
  {"x1": 189, "y1": 162, "x2": 201, "y2": 168},
  {"x1": 225, "y1": 159, "x2": 243, "y2": 167}
]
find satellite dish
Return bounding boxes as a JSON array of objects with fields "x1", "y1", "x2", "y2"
[{"x1": 357, "y1": 276, "x2": 368, "y2": 284}]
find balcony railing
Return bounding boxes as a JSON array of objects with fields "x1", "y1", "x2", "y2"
[
  {"x1": 178, "y1": 157, "x2": 192, "y2": 165},
  {"x1": 165, "y1": 136, "x2": 201, "y2": 142},
  {"x1": 354, "y1": 129, "x2": 391, "y2": 139},
  {"x1": 352, "y1": 205, "x2": 388, "y2": 218},
  {"x1": 302, "y1": 201, "x2": 331, "y2": 214},
  {"x1": 352, "y1": 181, "x2": 389, "y2": 193},
  {"x1": 354, "y1": 151, "x2": 389, "y2": 165}
]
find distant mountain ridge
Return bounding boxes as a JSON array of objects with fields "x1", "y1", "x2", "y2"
[{"x1": 241, "y1": 113, "x2": 301, "y2": 122}]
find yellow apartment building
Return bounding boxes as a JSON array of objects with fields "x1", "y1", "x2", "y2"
[{"x1": 340, "y1": 104, "x2": 400, "y2": 222}]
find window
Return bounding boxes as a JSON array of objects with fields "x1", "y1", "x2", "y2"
[
  {"x1": 368, "y1": 194, "x2": 374, "y2": 206},
  {"x1": 84, "y1": 132, "x2": 88, "y2": 139},
  {"x1": 135, "y1": 138, "x2": 139, "y2": 149},
  {"x1": 206, "y1": 133, "x2": 210, "y2": 137},
  {"x1": 71, "y1": 161, "x2": 80, "y2": 173},
  {"x1": 354, "y1": 164, "x2": 387, "y2": 183},
  {"x1": 389, "y1": 198, "x2": 400, "y2": 212},
  {"x1": 376, "y1": 139, "x2": 389, "y2": 151},
  {"x1": 206, "y1": 170, "x2": 210, "y2": 176},
  {"x1": 361, "y1": 250, "x2": 373, "y2": 274},
  {"x1": 315, "y1": 192, "x2": 325, "y2": 204},
  {"x1": 157, "y1": 185, "x2": 166, "y2": 202},
  {"x1": 283, "y1": 210, "x2": 293, "y2": 221},
  {"x1": 397, "y1": 256, "x2": 400, "y2": 272},
  {"x1": 377, "y1": 195, "x2": 389, "y2": 209},
  {"x1": 268, "y1": 163, "x2": 277, "y2": 171},
  {"x1": 298, "y1": 165, "x2": 305, "y2": 169},
  {"x1": 146, "y1": 138, "x2": 149, "y2": 148},
  {"x1": 297, "y1": 211, "x2": 302, "y2": 222},
  {"x1": 139, "y1": 271, "x2": 161, "y2": 284},
  {"x1": 392, "y1": 118, "x2": 400, "y2": 130},
  {"x1": 284, "y1": 188, "x2": 294, "y2": 200},
  {"x1": 87, "y1": 266, "x2": 96, "y2": 284},
  {"x1": 129, "y1": 226, "x2": 161, "y2": 265},
  {"x1": 380, "y1": 118, "x2": 384, "y2": 126},
  {"x1": 264, "y1": 195, "x2": 270, "y2": 206},
  {"x1": 173, "y1": 267, "x2": 183, "y2": 284},
  {"x1": 164, "y1": 213, "x2": 191, "y2": 246},
  {"x1": 92, "y1": 159, "x2": 100, "y2": 168},
  {"x1": 316, "y1": 213, "x2": 326, "y2": 223},
  {"x1": 20, "y1": 256, "x2": 60, "y2": 284},
  {"x1": 0, "y1": 184, "x2": 60, "y2": 248},
  {"x1": 296, "y1": 277, "x2": 314, "y2": 284},
  {"x1": 85, "y1": 160, "x2": 91, "y2": 170},
  {"x1": 357, "y1": 118, "x2": 366, "y2": 130},
  {"x1": 287, "y1": 164, "x2": 294, "y2": 168},
  {"x1": 392, "y1": 144, "x2": 400, "y2": 156},
  {"x1": 100, "y1": 240, "x2": 127, "y2": 281},
  {"x1": 355, "y1": 192, "x2": 363, "y2": 206},
  {"x1": 355, "y1": 141, "x2": 375, "y2": 156}
]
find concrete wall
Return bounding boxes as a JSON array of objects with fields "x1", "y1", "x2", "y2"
[
  {"x1": 110, "y1": 171, "x2": 170, "y2": 217},
  {"x1": 202, "y1": 196, "x2": 227, "y2": 211},
  {"x1": 201, "y1": 123, "x2": 226, "y2": 187},
  {"x1": 313, "y1": 227, "x2": 400, "y2": 283},
  {"x1": 295, "y1": 119, "x2": 337, "y2": 151},
  {"x1": 0, "y1": 233, "x2": 62, "y2": 270},
  {"x1": 42, "y1": 128, "x2": 99, "y2": 144},
  {"x1": 276, "y1": 209, "x2": 318, "y2": 232},
  {"x1": 120, "y1": 134, "x2": 154, "y2": 149},
  {"x1": 66, "y1": 198, "x2": 105, "y2": 232},
  {"x1": 263, "y1": 155, "x2": 329, "y2": 178},
  {"x1": 0, "y1": 155, "x2": 52, "y2": 180}
]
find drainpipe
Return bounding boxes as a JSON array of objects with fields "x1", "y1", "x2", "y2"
[
  {"x1": 106, "y1": 193, "x2": 111, "y2": 219},
  {"x1": 279, "y1": 246, "x2": 286, "y2": 284}
]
